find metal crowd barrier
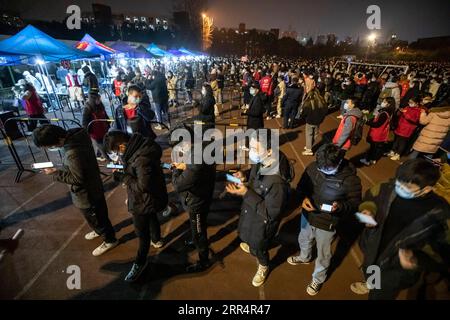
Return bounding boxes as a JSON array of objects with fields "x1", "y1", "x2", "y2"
[{"x1": 1, "y1": 117, "x2": 81, "y2": 183}]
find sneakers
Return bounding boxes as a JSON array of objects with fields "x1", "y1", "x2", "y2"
[
  {"x1": 390, "y1": 153, "x2": 400, "y2": 161},
  {"x1": 151, "y1": 239, "x2": 164, "y2": 249},
  {"x1": 92, "y1": 240, "x2": 118, "y2": 256},
  {"x1": 275, "y1": 115, "x2": 281, "y2": 119},
  {"x1": 350, "y1": 281, "x2": 370, "y2": 295},
  {"x1": 286, "y1": 255, "x2": 312, "y2": 266},
  {"x1": 359, "y1": 158, "x2": 372, "y2": 166},
  {"x1": 306, "y1": 279, "x2": 323, "y2": 296},
  {"x1": 154, "y1": 124, "x2": 163, "y2": 130},
  {"x1": 302, "y1": 149, "x2": 314, "y2": 156},
  {"x1": 84, "y1": 231, "x2": 100, "y2": 240},
  {"x1": 124, "y1": 261, "x2": 148, "y2": 282},
  {"x1": 266, "y1": 116, "x2": 271, "y2": 120},
  {"x1": 240, "y1": 242, "x2": 250, "y2": 254},
  {"x1": 386, "y1": 150, "x2": 395, "y2": 157},
  {"x1": 252, "y1": 264, "x2": 269, "y2": 287}
]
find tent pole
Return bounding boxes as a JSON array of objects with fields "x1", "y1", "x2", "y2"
[
  {"x1": 36, "y1": 63, "x2": 58, "y2": 119},
  {"x1": 8, "y1": 66, "x2": 16, "y2": 85},
  {"x1": 42, "y1": 62, "x2": 66, "y2": 123}
]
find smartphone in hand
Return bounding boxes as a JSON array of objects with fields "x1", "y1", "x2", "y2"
[
  {"x1": 32, "y1": 162, "x2": 54, "y2": 170},
  {"x1": 226, "y1": 173, "x2": 242, "y2": 185}
]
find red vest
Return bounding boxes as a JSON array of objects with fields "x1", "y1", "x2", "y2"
[
  {"x1": 113, "y1": 79, "x2": 124, "y2": 97},
  {"x1": 89, "y1": 109, "x2": 109, "y2": 141},
  {"x1": 333, "y1": 115, "x2": 357, "y2": 150},
  {"x1": 368, "y1": 111, "x2": 390, "y2": 142}
]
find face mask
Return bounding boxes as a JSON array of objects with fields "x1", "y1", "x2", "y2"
[
  {"x1": 201, "y1": 88, "x2": 207, "y2": 96},
  {"x1": 395, "y1": 180, "x2": 422, "y2": 199},
  {"x1": 381, "y1": 101, "x2": 388, "y2": 108},
  {"x1": 318, "y1": 166, "x2": 339, "y2": 175},
  {"x1": 409, "y1": 103, "x2": 416, "y2": 107},
  {"x1": 250, "y1": 88, "x2": 256, "y2": 96},
  {"x1": 128, "y1": 96, "x2": 141, "y2": 105},
  {"x1": 249, "y1": 149, "x2": 268, "y2": 164},
  {"x1": 107, "y1": 152, "x2": 120, "y2": 162}
]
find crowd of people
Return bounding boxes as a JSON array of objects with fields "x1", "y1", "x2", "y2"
[{"x1": 4, "y1": 54, "x2": 450, "y2": 300}]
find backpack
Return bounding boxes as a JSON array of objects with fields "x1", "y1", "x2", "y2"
[{"x1": 349, "y1": 115, "x2": 366, "y2": 145}]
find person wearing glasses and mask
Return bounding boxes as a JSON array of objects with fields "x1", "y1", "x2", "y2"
[
  {"x1": 32, "y1": 125, "x2": 117, "y2": 256},
  {"x1": 288, "y1": 143, "x2": 362, "y2": 296},
  {"x1": 226, "y1": 130, "x2": 292, "y2": 287},
  {"x1": 351, "y1": 159, "x2": 450, "y2": 300}
]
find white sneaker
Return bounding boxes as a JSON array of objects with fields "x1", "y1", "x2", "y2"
[
  {"x1": 287, "y1": 255, "x2": 312, "y2": 265},
  {"x1": 350, "y1": 281, "x2": 370, "y2": 295},
  {"x1": 306, "y1": 279, "x2": 322, "y2": 296},
  {"x1": 386, "y1": 150, "x2": 395, "y2": 157},
  {"x1": 359, "y1": 158, "x2": 371, "y2": 166},
  {"x1": 154, "y1": 125, "x2": 163, "y2": 130},
  {"x1": 240, "y1": 242, "x2": 250, "y2": 254},
  {"x1": 276, "y1": 115, "x2": 281, "y2": 119},
  {"x1": 302, "y1": 149, "x2": 314, "y2": 156},
  {"x1": 92, "y1": 240, "x2": 118, "y2": 256},
  {"x1": 252, "y1": 264, "x2": 269, "y2": 287},
  {"x1": 266, "y1": 116, "x2": 271, "y2": 120},
  {"x1": 96, "y1": 157, "x2": 106, "y2": 162},
  {"x1": 151, "y1": 240, "x2": 164, "y2": 249},
  {"x1": 390, "y1": 153, "x2": 400, "y2": 161},
  {"x1": 84, "y1": 231, "x2": 100, "y2": 240}
]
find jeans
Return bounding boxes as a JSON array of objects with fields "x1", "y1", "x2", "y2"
[
  {"x1": 133, "y1": 213, "x2": 162, "y2": 266},
  {"x1": 153, "y1": 102, "x2": 168, "y2": 124},
  {"x1": 298, "y1": 214, "x2": 336, "y2": 284},
  {"x1": 80, "y1": 197, "x2": 116, "y2": 244},
  {"x1": 305, "y1": 124, "x2": 320, "y2": 150},
  {"x1": 283, "y1": 104, "x2": 297, "y2": 128}
]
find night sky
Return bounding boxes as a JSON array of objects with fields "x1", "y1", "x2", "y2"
[{"x1": 3, "y1": 0, "x2": 450, "y2": 42}]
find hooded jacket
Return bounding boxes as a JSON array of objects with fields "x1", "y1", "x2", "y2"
[
  {"x1": 359, "y1": 181, "x2": 450, "y2": 272},
  {"x1": 53, "y1": 128, "x2": 105, "y2": 209},
  {"x1": 238, "y1": 152, "x2": 292, "y2": 249},
  {"x1": 413, "y1": 106, "x2": 450, "y2": 154},
  {"x1": 117, "y1": 134, "x2": 168, "y2": 215}
]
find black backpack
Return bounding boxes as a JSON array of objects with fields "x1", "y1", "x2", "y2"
[{"x1": 349, "y1": 115, "x2": 366, "y2": 146}]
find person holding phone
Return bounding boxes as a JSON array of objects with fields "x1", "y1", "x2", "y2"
[
  {"x1": 171, "y1": 134, "x2": 216, "y2": 273},
  {"x1": 32, "y1": 125, "x2": 117, "y2": 256},
  {"x1": 350, "y1": 159, "x2": 450, "y2": 300},
  {"x1": 287, "y1": 143, "x2": 362, "y2": 296},
  {"x1": 226, "y1": 130, "x2": 292, "y2": 287},
  {"x1": 104, "y1": 130, "x2": 169, "y2": 282}
]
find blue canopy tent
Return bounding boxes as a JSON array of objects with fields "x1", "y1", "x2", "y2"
[
  {"x1": 168, "y1": 49, "x2": 185, "y2": 57},
  {"x1": 146, "y1": 43, "x2": 172, "y2": 58},
  {"x1": 0, "y1": 25, "x2": 97, "y2": 62},
  {"x1": 178, "y1": 47, "x2": 197, "y2": 56},
  {"x1": 0, "y1": 51, "x2": 32, "y2": 66},
  {"x1": 110, "y1": 41, "x2": 153, "y2": 59},
  {"x1": 76, "y1": 34, "x2": 116, "y2": 58}
]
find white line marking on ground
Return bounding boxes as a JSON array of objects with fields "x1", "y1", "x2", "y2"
[
  {"x1": 2, "y1": 182, "x2": 56, "y2": 221},
  {"x1": 14, "y1": 187, "x2": 119, "y2": 300}
]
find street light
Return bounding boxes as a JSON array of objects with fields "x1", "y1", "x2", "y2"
[{"x1": 367, "y1": 33, "x2": 377, "y2": 43}]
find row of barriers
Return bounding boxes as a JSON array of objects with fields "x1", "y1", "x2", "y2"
[{"x1": 0, "y1": 113, "x2": 250, "y2": 182}]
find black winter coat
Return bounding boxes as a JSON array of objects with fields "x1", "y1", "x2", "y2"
[
  {"x1": 296, "y1": 160, "x2": 362, "y2": 231},
  {"x1": 147, "y1": 74, "x2": 169, "y2": 105},
  {"x1": 359, "y1": 181, "x2": 450, "y2": 270},
  {"x1": 53, "y1": 128, "x2": 105, "y2": 209},
  {"x1": 282, "y1": 84, "x2": 303, "y2": 111},
  {"x1": 246, "y1": 92, "x2": 266, "y2": 129},
  {"x1": 238, "y1": 152, "x2": 291, "y2": 250},
  {"x1": 172, "y1": 153, "x2": 216, "y2": 214}
]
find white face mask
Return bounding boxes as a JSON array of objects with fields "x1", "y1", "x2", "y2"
[
  {"x1": 48, "y1": 147, "x2": 63, "y2": 152},
  {"x1": 201, "y1": 88, "x2": 207, "y2": 96},
  {"x1": 250, "y1": 88, "x2": 257, "y2": 96},
  {"x1": 127, "y1": 96, "x2": 141, "y2": 105},
  {"x1": 381, "y1": 101, "x2": 388, "y2": 108},
  {"x1": 249, "y1": 148, "x2": 267, "y2": 164}
]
